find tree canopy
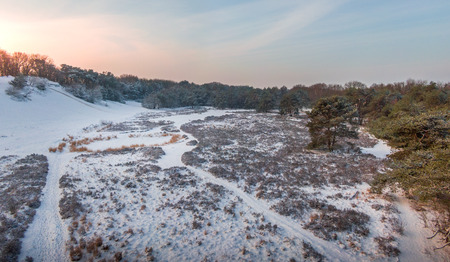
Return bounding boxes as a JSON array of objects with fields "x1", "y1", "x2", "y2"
[{"x1": 306, "y1": 96, "x2": 358, "y2": 151}]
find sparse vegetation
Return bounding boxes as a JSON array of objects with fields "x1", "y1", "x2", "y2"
[{"x1": 0, "y1": 154, "x2": 48, "y2": 262}]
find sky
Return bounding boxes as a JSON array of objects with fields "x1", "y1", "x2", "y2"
[{"x1": 1, "y1": 0, "x2": 450, "y2": 88}]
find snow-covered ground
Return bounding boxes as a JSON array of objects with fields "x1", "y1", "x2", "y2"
[{"x1": 0, "y1": 76, "x2": 449, "y2": 261}]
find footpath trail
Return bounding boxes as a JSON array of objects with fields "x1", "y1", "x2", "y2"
[
  {"x1": 396, "y1": 195, "x2": 450, "y2": 262},
  {"x1": 189, "y1": 166, "x2": 357, "y2": 262},
  {"x1": 19, "y1": 153, "x2": 70, "y2": 262},
  {"x1": 157, "y1": 115, "x2": 357, "y2": 262}
]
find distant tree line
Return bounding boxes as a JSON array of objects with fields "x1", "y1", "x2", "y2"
[{"x1": 0, "y1": 49, "x2": 349, "y2": 112}]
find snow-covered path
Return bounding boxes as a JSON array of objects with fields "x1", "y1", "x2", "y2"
[
  {"x1": 156, "y1": 112, "x2": 357, "y2": 262},
  {"x1": 190, "y1": 167, "x2": 356, "y2": 261},
  {"x1": 397, "y1": 196, "x2": 450, "y2": 262},
  {"x1": 361, "y1": 136, "x2": 450, "y2": 262},
  {"x1": 19, "y1": 153, "x2": 71, "y2": 261}
]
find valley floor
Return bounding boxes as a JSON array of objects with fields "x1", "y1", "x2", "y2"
[{"x1": 0, "y1": 78, "x2": 449, "y2": 261}]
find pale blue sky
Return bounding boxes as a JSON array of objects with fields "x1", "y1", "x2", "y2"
[{"x1": 1, "y1": 0, "x2": 449, "y2": 87}]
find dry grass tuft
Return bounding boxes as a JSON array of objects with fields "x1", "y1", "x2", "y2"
[{"x1": 169, "y1": 134, "x2": 182, "y2": 143}]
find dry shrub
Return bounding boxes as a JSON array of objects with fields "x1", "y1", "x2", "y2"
[
  {"x1": 103, "y1": 144, "x2": 146, "y2": 152},
  {"x1": 304, "y1": 207, "x2": 370, "y2": 240},
  {"x1": 58, "y1": 142, "x2": 66, "y2": 152},
  {"x1": 48, "y1": 142, "x2": 68, "y2": 153},
  {"x1": 169, "y1": 134, "x2": 182, "y2": 143},
  {"x1": 375, "y1": 236, "x2": 400, "y2": 257},
  {"x1": 70, "y1": 246, "x2": 83, "y2": 261},
  {"x1": 63, "y1": 135, "x2": 118, "y2": 152},
  {"x1": 302, "y1": 241, "x2": 324, "y2": 261},
  {"x1": 70, "y1": 145, "x2": 91, "y2": 153}
]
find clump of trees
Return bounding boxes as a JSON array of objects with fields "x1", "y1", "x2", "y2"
[
  {"x1": 366, "y1": 82, "x2": 449, "y2": 206},
  {"x1": 364, "y1": 81, "x2": 449, "y2": 247},
  {"x1": 1, "y1": 49, "x2": 289, "y2": 110},
  {"x1": 304, "y1": 80, "x2": 449, "y2": 236},
  {"x1": 279, "y1": 88, "x2": 309, "y2": 115}
]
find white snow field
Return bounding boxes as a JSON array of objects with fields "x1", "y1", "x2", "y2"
[{"x1": 0, "y1": 76, "x2": 448, "y2": 261}]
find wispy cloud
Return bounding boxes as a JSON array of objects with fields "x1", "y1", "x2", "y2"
[
  {"x1": 209, "y1": 0, "x2": 348, "y2": 56},
  {"x1": 2, "y1": 0, "x2": 449, "y2": 87}
]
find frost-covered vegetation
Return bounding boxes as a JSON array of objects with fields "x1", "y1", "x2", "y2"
[
  {"x1": 181, "y1": 112, "x2": 405, "y2": 259},
  {"x1": 43, "y1": 108, "x2": 412, "y2": 261},
  {"x1": 0, "y1": 154, "x2": 48, "y2": 262}
]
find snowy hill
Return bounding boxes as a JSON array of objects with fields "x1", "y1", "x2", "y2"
[{"x1": 0, "y1": 76, "x2": 147, "y2": 156}]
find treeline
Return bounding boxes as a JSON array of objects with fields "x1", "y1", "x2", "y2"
[
  {"x1": 0, "y1": 49, "x2": 277, "y2": 108},
  {"x1": 0, "y1": 49, "x2": 340, "y2": 111}
]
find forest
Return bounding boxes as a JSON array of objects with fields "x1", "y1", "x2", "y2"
[{"x1": 1, "y1": 49, "x2": 449, "y2": 240}]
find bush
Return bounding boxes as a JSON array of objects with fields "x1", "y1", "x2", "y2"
[
  {"x1": 29, "y1": 77, "x2": 47, "y2": 90},
  {"x1": 375, "y1": 236, "x2": 400, "y2": 257},
  {"x1": 5, "y1": 75, "x2": 31, "y2": 101},
  {"x1": 9, "y1": 74, "x2": 27, "y2": 89},
  {"x1": 304, "y1": 207, "x2": 370, "y2": 240}
]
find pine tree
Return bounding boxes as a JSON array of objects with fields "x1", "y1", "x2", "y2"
[{"x1": 306, "y1": 96, "x2": 358, "y2": 151}]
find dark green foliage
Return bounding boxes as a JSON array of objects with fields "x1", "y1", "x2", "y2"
[
  {"x1": 306, "y1": 96, "x2": 358, "y2": 151},
  {"x1": 344, "y1": 82, "x2": 374, "y2": 124},
  {"x1": 373, "y1": 147, "x2": 449, "y2": 208},
  {"x1": 279, "y1": 89, "x2": 310, "y2": 115},
  {"x1": 367, "y1": 82, "x2": 449, "y2": 213},
  {"x1": 256, "y1": 92, "x2": 275, "y2": 113},
  {"x1": 371, "y1": 111, "x2": 448, "y2": 150}
]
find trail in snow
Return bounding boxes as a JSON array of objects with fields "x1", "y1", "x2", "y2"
[
  {"x1": 19, "y1": 153, "x2": 71, "y2": 262},
  {"x1": 361, "y1": 135, "x2": 450, "y2": 261},
  {"x1": 157, "y1": 114, "x2": 357, "y2": 262},
  {"x1": 189, "y1": 166, "x2": 357, "y2": 262},
  {"x1": 396, "y1": 196, "x2": 450, "y2": 262}
]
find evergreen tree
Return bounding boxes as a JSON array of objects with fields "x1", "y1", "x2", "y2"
[
  {"x1": 306, "y1": 96, "x2": 358, "y2": 151},
  {"x1": 256, "y1": 92, "x2": 274, "y2": 113},
  {"x1": 279, "y1": 89, "x2": 309, "y2": 115}
]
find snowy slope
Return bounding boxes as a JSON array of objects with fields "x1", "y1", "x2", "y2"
[
  {"x1": 0, "y1": 77, "x2": 150, "y2": 261},
  {"x1": 0, "y1": 76, "x2": 148, "y2": 157}
]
